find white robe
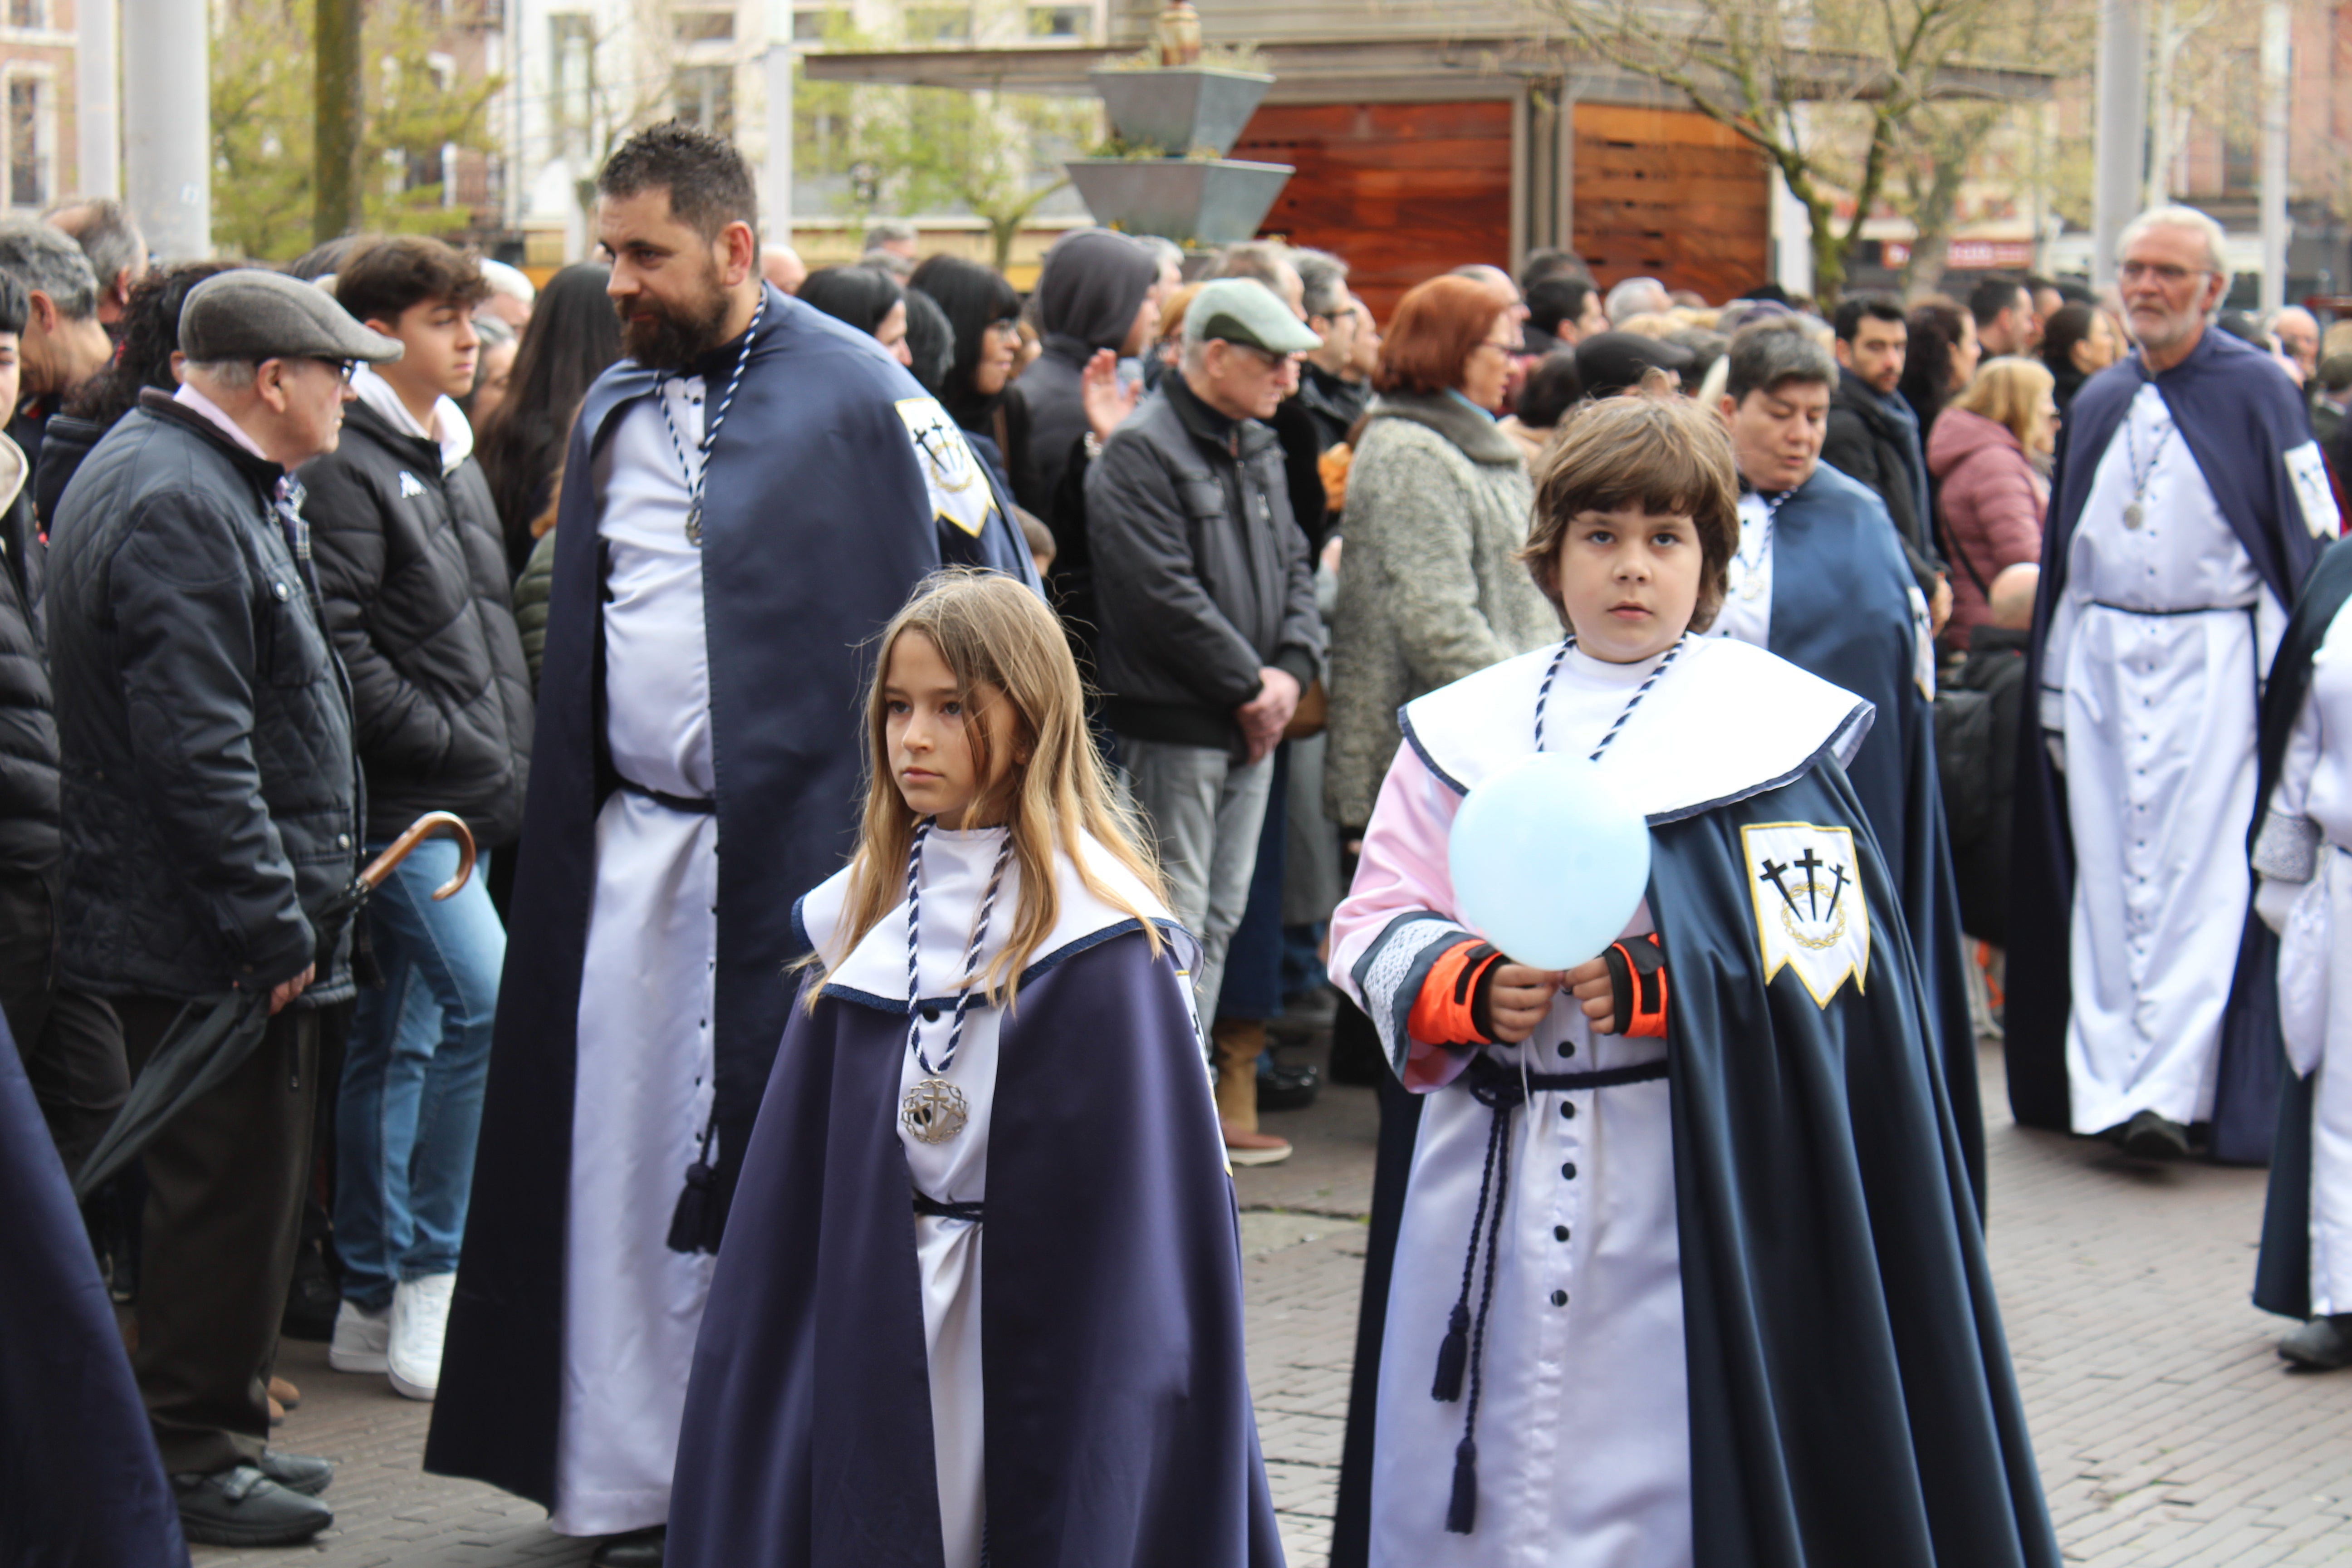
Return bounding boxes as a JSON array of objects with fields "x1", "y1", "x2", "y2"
[
  {"x1": 554, "y1": 381, "x2": 721, "y2": 1537},
  {"x1": 795, "y1": 830, "x2": 1188, "y2": 1568},
  {"x1": 2042, "y1": 382, "x2": 2285, "y2": 1135},
  {"x1": 1709, "y1": 490, "x2": 1776, "y2": 648},
  {"x1": 2258, "y1": 609, "x2": 2352, "y2": 1313},
  {"x1": 1329, "y1": 637, "x2": 1870, "y2": 1568}
]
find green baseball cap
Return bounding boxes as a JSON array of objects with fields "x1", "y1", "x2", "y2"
[{"x1": 1187, "y1": 278, "x2": 1322, "y2": 356}]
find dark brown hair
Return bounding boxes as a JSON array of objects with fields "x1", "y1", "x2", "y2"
[
  {"x1": 597, "y1": 120, "x2": 757, "y2": 240},
  {"x1": 1518, "y1": 392, "x2": 1740, "y2": 634},
  {"x1": 333, "y1": 235, "x2": 487, "y2": 329},
  {"x1": 1373, "y1": 274, "x2": 1513, "y2": 396}
]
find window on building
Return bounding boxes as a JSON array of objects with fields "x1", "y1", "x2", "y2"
[
  {"x1": 7, "y1": 77, "x2": 49, "y2": 209},
  {"x1": 672, "y1": 64, "x2": 734, "y2": 137},
  {"x1": 1026, "y1": 5, "x2": 1087, "y2": 37},
  {"x1": 5, "y1": 0, "x2": 44, "y2": 30},
  {"x1": 551, "y1": 13, "x2": 593, "y2": 159},
  {"x1": 792, "y1": 5, "x2": 846, "y2": 42},
  {"x1": 904, "y1": 5, "x2": 970, "y2": 42},
  {"x1": 672, "y1": 9, "x2": 734, "y2": 42}
]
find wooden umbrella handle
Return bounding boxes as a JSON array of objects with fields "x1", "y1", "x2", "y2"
[{"x1": 357, "y1": 812, "x2": 478, "y2": 901}]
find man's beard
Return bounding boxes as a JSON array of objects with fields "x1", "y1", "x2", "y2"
[{"x1": 620, "y1": 267, "x2": 734, "y2": 370}]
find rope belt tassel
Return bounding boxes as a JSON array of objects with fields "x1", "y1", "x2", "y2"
[{"x1": 1431, "y1": 1053, "x2": 1671, "y2": 1535}]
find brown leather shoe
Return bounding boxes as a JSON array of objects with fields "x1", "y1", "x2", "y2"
[
  {"x1": 269, "y1": 1377, "x2": 299, "y2": 1411},
  {"x1": 1222, "y1": 1122, "x2": 1292, "y2": 1166}
]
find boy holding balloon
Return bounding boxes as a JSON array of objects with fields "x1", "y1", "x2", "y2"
[{"x1": 1324, "y1": 394, "x2": 2057, "y2": 1568}]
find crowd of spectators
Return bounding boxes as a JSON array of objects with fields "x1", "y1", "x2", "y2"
[{"x1": 17, "y1": 168, "x2": 2352, "y2": 1553}]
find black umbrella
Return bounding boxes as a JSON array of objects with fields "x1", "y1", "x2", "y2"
[{"x1": 72, "y1": 812, "x2": 477, "y2": 1202}]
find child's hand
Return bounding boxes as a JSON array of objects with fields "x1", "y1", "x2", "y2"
[
  {"x1": 1566, "y1": 956, "x2": 1619, "y2": 1034},
  {"x1": 1487, "y1": 964, "x2": 1563, "y2": 1043}
]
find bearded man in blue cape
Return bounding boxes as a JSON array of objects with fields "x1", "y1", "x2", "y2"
[
  {"x1": 2007, "y1": 206, "x2": 2332, "y2": 1164},
  {"x1": 425, "y1": 124, "x2": 1035, "y2": 1566}
]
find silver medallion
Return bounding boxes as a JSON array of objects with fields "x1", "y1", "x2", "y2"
[
  {"x1": 2122, "y1": 500, "x2": 2144, "y2": 530},
  {"x1": 901, "y1": 1077, "x2": 970, "y2": 1143},
  {"x1": 1740, "y1": 570, "x2": 1765, "y2": 601},
  {"x1": 684, "y1": 501, "x2": 704, "y2": 546}
]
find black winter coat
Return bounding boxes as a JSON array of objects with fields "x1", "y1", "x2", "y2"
[
  {"x1": 302, "y1": 401, "x2": 533, "y2": 846},
  {"x1": 46, "y1": 391, "x2": 360, "y2": 1004},
  {"x1": 0, "y1": 436, "x2": 58, "y2": 884},
  {"x1": 1822, "y1": 367, "x2": 1945, "y2": 597},
  {"x1": 1084, "y1": 376, "x2": 1324, "y2": 752}
]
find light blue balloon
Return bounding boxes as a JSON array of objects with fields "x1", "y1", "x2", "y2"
[{"x1": 1447, "y1": 753, "x2": 1652, "y2": 971}]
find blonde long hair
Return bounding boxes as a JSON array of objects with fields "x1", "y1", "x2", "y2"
[
  {"x1": 1952, "y1": 355, "x2": 2057, "y2": 454},
  {"x1": 810, "y1": 569, "x2": 1167, "y2": 1009}
]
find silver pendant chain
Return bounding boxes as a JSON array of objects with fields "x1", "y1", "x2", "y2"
[
  {"x1": 2121, "y1": 400, "x2": 2171, "y2": 531},
  {"x1": 899, "y1": 818, "x2": 1015, "y2": 1144},
  {"x1": 1532, "y1": 633, "x2": 1687, "y2": 760},
  {"x1": 1730, "y1": 490, "x2": 1788, "y2": 600},
  {"x1": 656, "y1": 291, "x2": 766, "y2": 547}
]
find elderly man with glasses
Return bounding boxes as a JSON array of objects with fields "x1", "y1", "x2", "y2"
[
  {"x1": 1086, "y1": 278, "x2": 1326, "y2": 1166},
  {"x1": 43, "y1": 269, "x2": 395, "y2": 1546},
  {"x1": 2009, "y1": 205, "x2": 2338, "y2": 1164}
]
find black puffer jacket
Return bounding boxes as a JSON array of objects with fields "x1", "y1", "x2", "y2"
[
  {"x1": 0, "y1": 435, "x2": 58, "y2": 883},
  {"x1": 302, "y1": 400, "x2": 532, "y2": 846},
  {"x1": 1084, "y1": 375, "x2": 1324, "y2": 752},
  {"x1": 46, "y1": 391, "x2": 360, "y2": 1003}
]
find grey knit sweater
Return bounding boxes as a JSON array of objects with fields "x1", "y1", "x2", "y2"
[{"x1": 1323, "y1": 391, "x2": 1557, "y2": 827}]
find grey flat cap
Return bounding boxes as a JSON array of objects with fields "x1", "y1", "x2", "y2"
[
  {"x1": 1186, "y1": 278, "x2": 1322, "y2": 356},
  {"x1": 179, "y1": 269, "x2": 402, "y2": 365}
]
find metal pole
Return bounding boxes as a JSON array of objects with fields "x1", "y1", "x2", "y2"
[
  {"x1": 120, "y1": 0, "x2": 209, "y2": 260},
  {"x1": 762, "y1": 42, "x2": 793, "y2": 247},
  {"x1": 2259, "y1": 0, "x2": 2290, "y2": 316},
  {"x1": 2092, "y1": 0, "x2": 2146, "y2": 289},
  {"x1": 76, "y1": 0, "x2": 118, "y2": 198}
]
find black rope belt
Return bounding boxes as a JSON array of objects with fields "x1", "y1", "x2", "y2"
[
  {"x1": 620, "y1": 779, "x2": 716, "y2": 814},
  {"x1": 1432, "y1": 1049, "x2": 1670, "y2": 1535},
  {"x1": 912, "y1": 1189, "x2": 984, "y2": 1224}
]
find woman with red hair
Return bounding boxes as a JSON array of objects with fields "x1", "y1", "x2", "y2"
[{"x1": 1324, "y1": 274, "x2": 1560, "y2": 834}]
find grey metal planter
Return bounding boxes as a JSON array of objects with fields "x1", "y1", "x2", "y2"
[
  {"x1": 1063, "y1": 157, "x2": 1293, "y2": 245},
  {"x1": 1088, "y1": 66, "x2": 1274, "y2": 158}
]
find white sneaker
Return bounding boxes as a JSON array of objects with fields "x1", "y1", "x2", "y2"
[
  {"x1": 386, "y1": 1273, "x2": 456, "y2": 1401},
  {"x1": 327, "y1": 1299, "x2": 390, "y2": 1374}
]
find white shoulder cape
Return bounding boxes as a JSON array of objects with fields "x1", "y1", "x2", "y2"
[
  {"x1": 792, "y1": 829, "x2": 1195, "y2": 1012},
  {"x1": 1398, "y1": 635, "x2": 1874, "y2": 823}
]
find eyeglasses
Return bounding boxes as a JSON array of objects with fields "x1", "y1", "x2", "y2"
[
  {"x1": 983, "y1": 318, "x2": 1022, "y2": 340},
  {"x1": 1232, "y1": 343, "x2": 1302, "y2": 371},
  {"x1": 1472, "y1": 337, "x2": 1522, "y2": 357},
  {"x1": 2118, "y1": 261, "x2": 2208, "y2": 286}
]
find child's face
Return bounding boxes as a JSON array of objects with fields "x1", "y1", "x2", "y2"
[
  {"x1": 884, "y1": 629, "x2": 1015, "y2": 826},
  {"x1": 1551, "y1": 507, "x2": 1702, "y2": 665},
  {"x1": 370, "y1": 296, "x2": 482, "y2": 407}
]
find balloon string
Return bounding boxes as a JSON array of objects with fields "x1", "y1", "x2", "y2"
[{"x1": 1533, "y1": 634, "x2": 1686, "y2": 761}]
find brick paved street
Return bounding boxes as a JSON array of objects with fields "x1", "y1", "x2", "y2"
[{"x1": 195, "y1": 1039, "x2": 2352, "y2": 1566}]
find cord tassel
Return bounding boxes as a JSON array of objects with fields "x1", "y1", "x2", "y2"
[
  {"x1": 666, "y1": 1122, "x2": 721, "y2": 1254},
  {"x1": 1432, "y1": 1302, "x2": 1470, "y2": 1401},
  {"x1": 1446, "y1": 1437, "x2": 1479, "y2": 1535}
]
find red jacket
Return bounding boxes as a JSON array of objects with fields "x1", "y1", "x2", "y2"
[{"x1": 1927, "y1": 407, "x2": 2047, "y2": 650}]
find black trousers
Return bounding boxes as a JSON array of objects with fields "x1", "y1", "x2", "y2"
[
  {"x1": 0, "y1": 872, "x2": 126, "y2": 1178},
  {"x1": 118, "y1": 995, "x2": 318, "y2": 1475}
]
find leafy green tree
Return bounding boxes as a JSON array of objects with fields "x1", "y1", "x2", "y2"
[{"x1": 213, "y1": 0, "x2": 505, "y2": 260}]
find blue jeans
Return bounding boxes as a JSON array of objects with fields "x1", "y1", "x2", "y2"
[{"x1": 333, "y1": 839, "x2": 504, "y2": 1311}]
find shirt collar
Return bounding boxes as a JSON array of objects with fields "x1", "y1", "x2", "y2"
[
  {"x1": 352, "y1": 363, "x2": 474, "y2": 475},
  {"x1": 172, "y1": 382, "x2": 273, "y2": 463}
]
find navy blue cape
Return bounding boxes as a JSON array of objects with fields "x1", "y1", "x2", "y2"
[
  {"x1": 427, "y1": 287, "x2": 1038, "y2": 1507},
  {"x1": 1759, "y1": 462, "x2": 1985, "y2": 1203},
  {"x1": 2249, "y1": 539, "x2": 2352, "y2": 1317},
  {"x1": 0, "y1": 1015, "x2": 186, "y2": 1567},
  {"x1": 665, "y1": 922, "x2": 1284, "y2": 1568},
  {"x1": 1330, "y1": 760, "x2": 2056, "y2": 1568},
  {"x1": 2008, "y1": 328, "x2": 2323, "y2": 1156}
]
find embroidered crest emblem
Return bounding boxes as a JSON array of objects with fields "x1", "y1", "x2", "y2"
[
  {"x1": 2287, "y1": 440, "x2": 2342, "y2": 539},
  {"x1": 1741, "y1": 822, "x2": 1871, "y2": 1006},
  {"x1": 397, "y1": 471, "x2": 426, "y2": 499},
  {"x1": 895, "y1": 396, "x2": 997, "y2": 539}
]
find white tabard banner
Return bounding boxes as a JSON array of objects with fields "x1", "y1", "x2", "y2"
[
  {"x1": 896, "y1": 396, "x2": 997, "y2": 538},
  {"x1": 1741, "y1": 821, "x2": 1872, "y2": 1007}
]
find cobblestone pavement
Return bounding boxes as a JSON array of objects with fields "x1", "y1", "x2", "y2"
[{"x1": 194, "y1": 1039, "x2": 2352, "y2": 1567}]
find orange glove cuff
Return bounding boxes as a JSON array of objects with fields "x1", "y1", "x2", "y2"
[
  {"x1": 1408, "y1": 939, "x2": 1506, "y2": 1048},
  {"x1": 1604, "y1": 933, "x2": 1669, "y2": 1039}
]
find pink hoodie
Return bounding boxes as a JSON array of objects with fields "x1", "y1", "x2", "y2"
[{"x1": 1927, "y1": 406, "x2": 2047, "y2": 650}]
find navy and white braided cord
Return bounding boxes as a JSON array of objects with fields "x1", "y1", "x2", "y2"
[
  {"x1": 657, "y1": 289, "x2": 766, "y2": 544},
  {"x1": 1532, "y1": 633, "x2": 1687, "y2": 760},
  {"x1": 903, "y1": 818, "x2": 1017, "y2": 1078}
]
